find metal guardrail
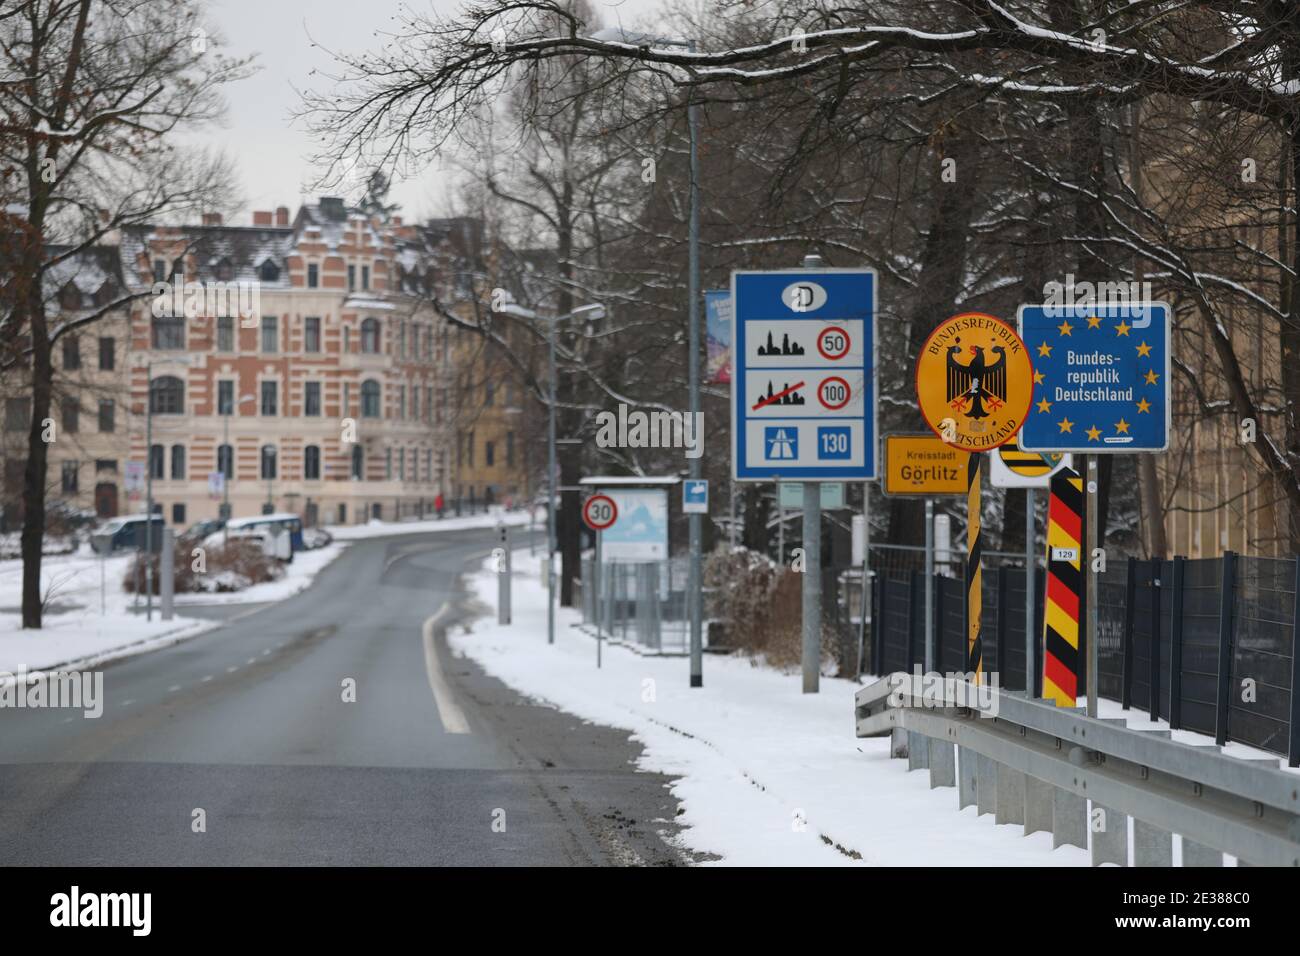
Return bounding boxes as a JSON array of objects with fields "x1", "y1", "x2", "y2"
[{"x1": 855, "y1": 673, "x2": 1300, "y2": 866}]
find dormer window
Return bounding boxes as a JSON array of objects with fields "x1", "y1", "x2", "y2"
[
  {"x1": 214, "y1": 257, "x2": 234, "y2": 282},
  {"x1": 258, "y1": 258, "x2": 280, "y2": 282},
  {"x1": 59, "y1": 283, "x2": 82, "y2": 311}
]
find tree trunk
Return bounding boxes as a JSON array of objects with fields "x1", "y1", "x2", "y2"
[{"x1": 20, "y1": 245, "x2": 49, "y2": 629}]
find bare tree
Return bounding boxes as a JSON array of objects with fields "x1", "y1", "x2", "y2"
[{"x1": 0, "y1": 0, "x2": 251, "y2": 627}]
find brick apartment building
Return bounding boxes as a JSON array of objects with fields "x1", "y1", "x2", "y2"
[{"x1": 3, "y1": 199, "x2": 532, "y2": 533}]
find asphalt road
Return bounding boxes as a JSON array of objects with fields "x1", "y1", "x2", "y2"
[{"x1": 0, "y1": 527, "x2": 692, "y2": 865}]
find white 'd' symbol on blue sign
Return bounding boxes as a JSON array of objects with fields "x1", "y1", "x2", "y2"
[{"x1": 765, "y1": 427, "x2": 798, "y2": 460}]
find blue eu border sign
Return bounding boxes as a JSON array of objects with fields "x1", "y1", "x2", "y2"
[
  {"x1": 731, "y1": 269, "x2": 877, "y2": 481},
  {"x1": 1018, "y1": 301, "x2": 1171, "y2": 453}
]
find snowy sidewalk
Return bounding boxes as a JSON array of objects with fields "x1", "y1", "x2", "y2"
[{"x1": 451, "y1": 550, "x2": 1094, "y2": 866}]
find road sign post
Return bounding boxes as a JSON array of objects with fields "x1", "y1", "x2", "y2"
[
  {"x1": 924, "y1": 498, "x2": 934, "y2": 672},
  {"x1": 1019, "y1": 301, "x2": 1170, "y2": 714},
  {"x1": 915, "y1": 313, "x2": 1034, "y2": 684},
  {"x1": 988, "y1": 437, "x2": 1072, "y2": 698},
  {"x1": 732, "y1": 266, "x2": 877, "y2": 695}
]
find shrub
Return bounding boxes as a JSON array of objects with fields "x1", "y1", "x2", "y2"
[{"x1": 123, "y1": 539, "x2": 283, "y2": 595}]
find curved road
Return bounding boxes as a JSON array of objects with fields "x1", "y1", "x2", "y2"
[{"x1": 0, "y1": 527, "x2": 689, "y2": 865}]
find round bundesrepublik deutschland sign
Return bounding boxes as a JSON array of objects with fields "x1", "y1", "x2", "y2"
[{"x1": 915, "y1": 312, "x2": 1033, "y2": 453}]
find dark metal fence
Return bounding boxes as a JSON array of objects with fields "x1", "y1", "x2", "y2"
[{"x1": 855, "y1": 550, "x2": 1300, "y2": 767}]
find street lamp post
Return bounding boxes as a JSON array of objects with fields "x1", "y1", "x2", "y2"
[
  {"x1": 498, "y1": 299, "x2": 606, "y2": 647},
  {"x1": 222, "y1": 393, "x2": 256, "y2": 543},
  {"x1": 591, "y1": 26, "x2": 704, "y2": 686},
  {"x1": 144, "y1": 355, "x2": 190, "y2": 622}
]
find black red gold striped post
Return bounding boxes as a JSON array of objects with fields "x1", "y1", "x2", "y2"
[
  {"x1": 1042, "y1": 467, "x2": 1084, "y2": 705},
  {"x1": 965, "y1": 452, "x2": 983, "y2": 680}
]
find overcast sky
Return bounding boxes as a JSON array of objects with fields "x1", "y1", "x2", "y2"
[{"x1": 201, "y1": 0, "x2": 665, "y2": 225}]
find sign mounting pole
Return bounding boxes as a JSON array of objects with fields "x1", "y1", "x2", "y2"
[
  {"x1": 1086, "y1": 454, "x2": 1099, "y2": 718},
  {"x1": 924, "y1": 497, "x2": 935, "y2": 672},
  {"x1": 802, "y1": 480, "x2": 821, "y2": 693},
  {"x1": 966, "y1": 453, "x2": 984, "y2": 680},
  {"x1": 1026, "y1": 488, "x2": 1035, "y2": 695}
]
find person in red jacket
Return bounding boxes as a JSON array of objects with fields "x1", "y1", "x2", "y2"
[{"x1": 434, "y1": 492, "x2": 445, "y2": 519}]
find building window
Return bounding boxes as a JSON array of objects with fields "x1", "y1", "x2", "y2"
[
  {"x1": 350, "y1": 445, "x2": 363, "y2": 480},
  {"x1": 150, "y1": 376, "x2": 185, "y2": 415},
  {"x1": 152, "y1": 314, "x2": 185, "y2": 349},
  {"x1": 343, "y1": 326, "x2": 351, "y2": 354},
  {"x1": 361, "y1": 264, "x2": 370, "y2": 290},
  {"x1": 304, "y1": 381, "x2": 321, "y2": 416},
  {"x1": 61, "y1": 461, "x2": 78, "y2": 494},
  {"x1": 347, "y1": 264, "x2": 355, "y2": 290},
  {"x1": 361, "y1": 318, "x2": 380, "y2": 353},
  {"x1": 217, "y1": 316, "x2": 234, "y2": 352},
  {"x1": 467, "y1": 430, "x2": 475, "y2": 468},
  {"x1": 260, "y1": 444, "x2": 277, "y2": 480},
  {"x1": 424, "y1": 387, "x2": 432, "y2": 423},
  {"x1": 342, "y1": 382, "x2": 351, "y2": 418},
  {"x1": 172, "y1": 503, "x2": 186, "y2": 525},
  {"x1": 261, "y1": 315, "x2": 278, "y2": 353},
  {"x1": 398, "y1": 385, "x2": 406, "y2": 419},
  {"x1": 217, "y1": 444, "x2": 233, "y2": 480},
  {"x1": 171, "y1": 444, "x2": 185, "y2": 480},
  {"x1": 153, "y1": 258, "x2": 167, "y2": 282},
  {"x1": 385, "y1": 447, "x2": 392, "y2": 480},
  {"x1": 485, "y1": 380, "x2": 494, "y2": 406},
  {"x1": 62, "y1": 398, "x2": 79, "y2": 434},
  {"x1": 399, "y1": 322, "x2": 406, "y2": 358},
  {"x1": 98, "y1": 336, "x2": 114, "y2": 370},
  {"x1": 507, "y1": 431, "x2": 515, "y2": 467},
  {"x1": 260, "y1": 380, "x2": 278, "y2": 416},
  {"x1": 98, "y1": 399, "x2": 115, "y2": 433},
  {"x1": 95, "y1": 459, "x2": 117, "y2": 473},
  {"x1": 425, "y1": 448, "x2": 432, "y2": 483},
  {"x1": 218, "y1": 380, "x2": 234, "y2": 415},
  {"x1": 149, "y1": 444, "x2": 164, "y2": 479},
  {"x1": 259, "y1": 259, "x2": 280, "y2": 283},
  {"x1": 486, "y1": 440, "x2": 495, "y2": 467},
  {"x1": 304, "y1": 445, "x2": 321, "y2": 480},
  {"x1": 398, "y1": 447, "x2": 405, "y2": 481},
  {"x1": 304, "y1": 316, "x2": 321, "y2": 353},
  {"x1": 361, "y1": 379, "x2": 381, "y2": 418},
  {"x1": 62, "y1": 336, "x2": 80, "y2": 370},
  {"x1": 307, "y1": 263, "x2": 319, "y2": 288}
]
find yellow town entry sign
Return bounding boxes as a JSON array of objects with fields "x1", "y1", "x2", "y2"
[{"x1": 915, "y1": 312, "x2": 1034, "y2": 452}]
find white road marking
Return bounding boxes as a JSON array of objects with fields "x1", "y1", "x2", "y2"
[{"x1": 421, "y1": 605, "x2": 471, "y2": 735}]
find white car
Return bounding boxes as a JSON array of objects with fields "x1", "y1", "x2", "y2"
[{"x1": 201, "y1": 527, "x2": 291, "y2": 562}]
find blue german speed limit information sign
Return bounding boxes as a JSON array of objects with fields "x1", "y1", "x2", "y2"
[
  {"x1": 731, "y1": 269, "x2": 877, "y2": 481},
  {"x1": 1018, "y1": 302, "x2": 1171, "y2": 453}
]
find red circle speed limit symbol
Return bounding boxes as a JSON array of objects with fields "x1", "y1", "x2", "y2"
[
  {"x1": 818, "y1": 376, "x2": 851, "y2": 410},
  {"x1": 817, "y1": 326, "x2": 851, "y2": 361},
  {"x1": 582, "y1": 494, "x2": 618, "y2": 531}
]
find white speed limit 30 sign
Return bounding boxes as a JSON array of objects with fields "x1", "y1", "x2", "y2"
[{"x1": 582, "y1": 494, "x2": 618, "y2": 531}]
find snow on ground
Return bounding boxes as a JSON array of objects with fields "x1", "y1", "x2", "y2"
[
  {"x1": 450, "y1": 549, "x2": 1097, "y2": 866},
  {"x1": 0, "y1": 549, "x2": 216, "y2": 674},
  {"x1": 330, "y1": 506, "x2": 536, "y2": 541}
]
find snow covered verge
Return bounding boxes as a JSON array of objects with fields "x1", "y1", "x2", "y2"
[
  {"x1": 0, "y1": 542, "x2": 345, "y2": 672},
  {"x1": 330, "y1": 506, "x2": 536, "y2": 541},
  {"x1": 450, "y1": 550, "x2": 1099, "y2": 866}
]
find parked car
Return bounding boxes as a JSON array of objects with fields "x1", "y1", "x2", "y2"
[
  {"x1": 203, "y1": 523, "x2": 292, "y2": 562},
  {"x1": 225, "y1": 513, "x2": 303, "y2": 556},
  {"x1": 301, "y1": 527, "x2": 333, "y2": 550},
  {"x1": 90, "y1": 515, "x2": 166, "y2": 555},
  {"x1": 180, "y1": 518, "x2": 225, "y2": 545}
]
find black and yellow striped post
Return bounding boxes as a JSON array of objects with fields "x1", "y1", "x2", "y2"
[
  {"x1": 1042, "y1": 468, "x2": 1084, "y2": 705},
  {"x1": 965, "y1": 452, "x2": 983, "y2": 680}
]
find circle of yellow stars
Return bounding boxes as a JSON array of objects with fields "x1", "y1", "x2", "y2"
[{"x1": 1033, "y1": 316, "x2": 1159, "y2": 442}]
